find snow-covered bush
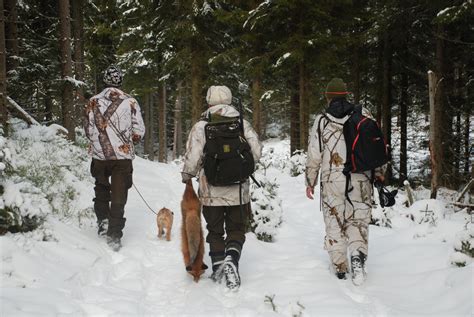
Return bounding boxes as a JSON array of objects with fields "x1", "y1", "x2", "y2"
[
  {"x1": 288, "y1": 150, "x2": 306, "y2": 177},
  {"x1": 0, "y1": 120, "x2": 94, "y2": 234},
  {"x1": 450, "y1": 223, "x2": 474, "y2": 267},
  {"x1": 394, "y1": 199, "x2": 445, "y2": 226},
  {"x1": 1, "y1": 177, "x2": 51, "y2": 233},
  {"x1": 249, "y1": 176, "x2": 283, "y2": 242},
  {"x1": 257, "y1": 141, "x2": 307, "y2": 177}
]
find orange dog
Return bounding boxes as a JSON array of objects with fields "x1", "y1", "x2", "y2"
[
  {"x1": 180, "y1": 180, "x2": 208, "y2": 282},
  {"x1": 156, "y1": 207, "x2": 174, "y2": 241}
]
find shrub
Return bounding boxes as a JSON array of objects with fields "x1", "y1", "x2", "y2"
[
  {"x1": 249, "y1": 176, "x2": 283, "y2": 242},
  {"x1": 450, "y1": 223, "x2": 474, "y2": 267}
]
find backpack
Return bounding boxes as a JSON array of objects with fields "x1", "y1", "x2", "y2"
[
  {"x1": 342, "y1": 105, "x2": 388, "y2": 175},
  {"x1": 203, "y1": 116, "x2": 255, "y2": 187}
]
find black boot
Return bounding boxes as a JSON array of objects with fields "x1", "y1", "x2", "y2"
[
  {"x1": 209, "y1": 251, "x2": 226, "y2": 283},
  {"x1": 351, "y1": 251, "x2": 367, "y2": 286},
  {"x1": 106, "y1": 235, "x2": 122, "y2": 252}
]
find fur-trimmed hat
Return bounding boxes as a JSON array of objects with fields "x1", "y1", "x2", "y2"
[
  {"x1": 206, "y1": 85, "x2": 232, "y2": 106},
  {"x1": 325, "y1": 78, "x2": 348, "y2": 99},
  {"x1": 103, "y1": 65, "x2": 123, "y2": 87}
]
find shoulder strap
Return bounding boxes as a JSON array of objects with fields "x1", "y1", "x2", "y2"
[{"x1": 317, "y1": 114, "x2": 330, "y2": 153}]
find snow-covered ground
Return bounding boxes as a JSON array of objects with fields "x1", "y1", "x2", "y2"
[{"x1": 1, "y1": 131, "x2": 473, "y2": 316}]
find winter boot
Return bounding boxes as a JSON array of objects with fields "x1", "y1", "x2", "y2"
[
  {"x1": 209, "y1": 251, "x2": 226, "y2": 283},
  {"x1": 97, "y1": 219, "x2": 109, "y2": 236},
  {"x1": 330, "y1": 262, "x2": 348, "y2": 280},
  {"x1": 350, "y1": 251, "x2": 367, "y2": 286},
  {"x1": 106, "y1": 235, "x2": 122, "y2": 252},
  {"x1": 223, "y1": 255, "x2": 240, "y2": 290},
  {"x1": 210, "y1": 264, "x2": 225, "y2": 283}
]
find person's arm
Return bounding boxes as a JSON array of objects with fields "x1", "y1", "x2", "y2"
[
  {"x1": 181, "y1": 122, "x2": 206, "y2": 183},
  {"x1": 305, "y1": 115, "x2": 324, "y2": 199},
  {"x1": 130, "y1": 98, "x2": 145, "y2": 143},
  {"x1": 243, "y1": 119, "x2": 263, "y2": 163},
  {"x1": 83, "y1": 99, "x2": 96, "y2": 140}
]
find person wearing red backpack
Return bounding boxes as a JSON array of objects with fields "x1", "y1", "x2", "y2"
[{"x1": 305, "y1": 78, "x2": 386, "y2": 285}]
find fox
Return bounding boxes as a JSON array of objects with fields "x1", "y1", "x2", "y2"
[
  {"x1": 180, "y1": 179, "x2": 208, "y2": 282},
  {"x1": 156, "y1": 207, "x2": 174, "y2": 241}
]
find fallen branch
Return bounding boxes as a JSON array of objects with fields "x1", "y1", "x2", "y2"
[
  {"x1": 452, "y1": 202, "x2": 474, "y2": 209},
  {"x1": 456, "y1": 179, "x2": 473, "y2": 202},
  {"x1": 6, "y1": 96, "x2": 39, "y2": 125}
]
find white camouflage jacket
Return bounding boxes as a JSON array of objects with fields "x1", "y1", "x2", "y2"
[
  {"x1": 182, "y1": 104, "x2": 263, "y2": 206},
  {"x1": 306, "y1": 98, "x2": 384, "y2": 188},
  {"x1": 84, "y1": 87, "x2": 145, "y2": 160}
]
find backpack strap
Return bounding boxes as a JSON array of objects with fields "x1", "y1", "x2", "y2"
[{"x1": 317, "y1": 113, "x2": 330, "y2": 153}]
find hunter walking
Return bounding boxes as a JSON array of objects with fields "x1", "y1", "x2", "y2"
[
  {"x1": 84, "y1": 65, "x2": 145, "y2": 251},
  {"x1": 182, "y1": 85, "x2": 262, "y2": 290},
  {"x1": 305, "y1": 78, "x2": 386, "y2": 285}
]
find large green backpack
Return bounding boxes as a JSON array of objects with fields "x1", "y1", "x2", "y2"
[{"x1": 203, "y1": 115, "x2": 255, "y2": 186}]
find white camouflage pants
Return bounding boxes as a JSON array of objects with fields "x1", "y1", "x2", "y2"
[{"x1": 321, "y1": 175, "x2": 373, "y2": 273}]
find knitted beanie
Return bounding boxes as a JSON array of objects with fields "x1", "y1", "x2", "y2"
[
  {"x1": 325, "y1": 78, "x2": 348, "y2": 99},
  {"x1": 103, "y1": 65, "x2": 123, "y2": 87},
  {"x1": 206, "y1": 85, "x2": 232, "y2": 106}
]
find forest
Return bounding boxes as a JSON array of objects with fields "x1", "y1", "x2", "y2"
[{"x1": 1, "y1": 0, "x2": 472, "y2": 194}]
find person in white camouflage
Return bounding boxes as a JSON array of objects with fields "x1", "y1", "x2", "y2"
[
  {"x1": 182, "y1": 85, "x2": 262, "y2": 290},
  {"x1": 84, "y1": 65, "x2": 145, "y2": 251},
  {"x1": 305, "y1": 78, "x2": 385, "y2": 285}
]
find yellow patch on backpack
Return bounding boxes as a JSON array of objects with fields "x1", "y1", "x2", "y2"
[{"x1": 223, "y1": 144, "x2": 231, "y2": 153}]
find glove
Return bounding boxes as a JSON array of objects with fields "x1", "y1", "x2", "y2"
[{"x1": 132, "y1": 134, "x2": 141, "y2": 144}]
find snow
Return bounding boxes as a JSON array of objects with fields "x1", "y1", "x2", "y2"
[{"x1": 1, "y1": 127, "x2": 473, "y2": 316}]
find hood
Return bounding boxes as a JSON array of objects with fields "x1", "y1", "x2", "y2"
[
  {"x1": 326, "y1": 98, "x2": 354, "y2": 119},
  {"x1": 202, "y1": 104, "x2": 240, "y2": 118}
]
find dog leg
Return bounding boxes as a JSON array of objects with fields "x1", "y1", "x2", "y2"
[{"x1": 166, "y1": 224, "x2": 171, "y2": 241}]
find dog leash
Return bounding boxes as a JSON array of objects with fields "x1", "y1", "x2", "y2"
[{"x1": 132, "y1": 183, "x2": 158, "y2": 215}]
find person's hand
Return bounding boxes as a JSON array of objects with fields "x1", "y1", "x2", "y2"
[
  {"x1": 181, "y1": 172, "x2": 193, "y2": 184},
  {"x1": 132, "y1": 134, "x2": 141, "y2": 144},
  {"x1": 306, "y1": 186, "x2": 314, "y2": 200}
]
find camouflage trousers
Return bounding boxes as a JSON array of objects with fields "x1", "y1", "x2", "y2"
[{"x1": 321, "y1": 175, "x2": 373, "y2": 274}]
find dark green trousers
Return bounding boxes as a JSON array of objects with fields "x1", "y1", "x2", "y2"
[
  {"x1": 203, "y1": 205, "x2": 247, "y2": 270},
  {"x1": 90, "y1": 159, "x2": 133, "y2": 239}
]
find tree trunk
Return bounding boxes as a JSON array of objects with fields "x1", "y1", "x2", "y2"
[
  {"x1": 453, "y1": 65, "x2": 462, "y2": 183},
  {"x1": 252, "y1": 72, "x2": 262, "y2": 136},
  {"x1": 434, "y1": 23, "x2": 451, "y2": 190},
  {"x1": 71, "y1": 0, "x2": 85, "y2": 124},
  {"x1": 5, "y1": 0, "x2": 19, "y2": 73},
  {"x1": 381, "y1": 31, "x2": 392, "y2": 182},
  {"x1": 463, "y1": 106, "x2": 470, "y2": 177},
  {"x1": 143, "y1": 93, "x2": 154, "y2": 160},
  {"x1": 399, "y1": 70, "x2": 408, "y2": 186},
  {"x1": 173, "y1": 81, "x2": 183, "y2": 160},
  {"x1": 58, "y1": 0, "x2": 75, "y2": 141},
  {"x1": 0, "y1": 0, "x2": 8, "y2": 135},
  {"x1": 353, "y1": 46, "x2": 361, "y2": 104},
  {"x1": 158, "y1": 83, "x2": 167, "y2": 162},
  {"x1": 375, "y1": 39, "x2": 384, "y2": 124},
  {"x1": 290, "y1": 70, "x2": 300, "y2": 155},
  {"x1": 299, "y1": 62, "x2": 309, "y2": 151},
  {"x1": 428, "y1": 70, "x2": 441, "y2": 199},
  {"x1": 191, "y1": 50, "x2": 203, "y2": 124}
]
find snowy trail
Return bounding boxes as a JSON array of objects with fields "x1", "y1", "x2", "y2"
[{"x1": 1, "y1": 153, "x2": 472, "y2": 316}]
